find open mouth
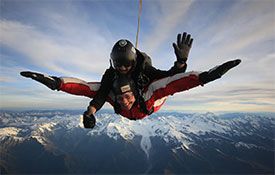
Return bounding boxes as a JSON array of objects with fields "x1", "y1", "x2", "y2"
[
  {"x1": 119, "y1": 70, "x2": 128, "y2": 74},
  {"x1": 122, "y1": 102, "x2": 132, "y2": 109}
]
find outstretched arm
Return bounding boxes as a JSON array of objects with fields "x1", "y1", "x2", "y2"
[
  {"x1": 20, "y1": 71, "x2": 112, "y2": 101},
  {"x1": 60, "y1": 77, "x2": 116, "y2": 105},
  {"x1": 143, "y1": 59, "x2": 241, "y2": 102},
  {"x1": 143, "y1": 71, "x2": 202, "y2": 102},
  {"x1": 59, "y1": 77, "x2": 100, "y2": 98}
]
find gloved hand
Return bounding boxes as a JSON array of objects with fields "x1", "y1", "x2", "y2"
[
  {"x1": 172, "y1": 32, "x2": 193, "y2": 64},
  {"x1": 83, "y1": 111, "x2": 96, "y2": 129},
  {"x1": 20, "y1": 71, "x2": 60, "y2": 90}
]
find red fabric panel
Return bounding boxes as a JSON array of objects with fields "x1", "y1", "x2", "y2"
[
  {"x1": 60, "y1": 82, "x2": 96, "y2": 98},
  {"x1": 152, "y1": 74, "x2": 201, "y2": 101}
]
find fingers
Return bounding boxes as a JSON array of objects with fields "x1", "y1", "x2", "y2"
[
  {"x1": 184, "y1": 33, "x2": 193, "y2": 47},
  {"x1": 20, "y1": 71, "x2": 34, "y2": 78},
  {"x1": 172, "y1": 43, "x2": 180, "y2": 55},
  {"x1": 177, "y1": 34, "x2": 181, "y2": 47},
  {"x1": 173, "y1": 42, "x2": 180, "y2": 56},
  {"x1": 173, "y1": 43, "x2": 178, "y2": 51},
  {"x1": 83, "y1": 112, "x2": 96, "y2": 129},
  {"x1": 189, "y1": 38, "x2": 193, "y2": 47},
  {"x1": 176, "y1": 32, "x2": 193, "y2": 47},
  {"x1": 185, "y1": 34, "x2": 190, "y2": 44},
  {"x1": 181, "y1": 32, "x2": 187, "y2": 45},
  {"x1": 20, "y1": 71, "x2": 28, "y2": 77}
]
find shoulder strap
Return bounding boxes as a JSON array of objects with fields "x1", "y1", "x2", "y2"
[
  {"x1": 137, "y1": 94, "x2": 154, "y2": 115},
  {"x1": 140, "y1": 52, "x2": 152, "y2": 68}
]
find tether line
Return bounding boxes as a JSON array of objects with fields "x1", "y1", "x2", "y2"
[{"x1": 135, "y1": 0, "x2": 142, "y2": 48}]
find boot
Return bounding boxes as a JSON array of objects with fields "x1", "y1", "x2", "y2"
[
  {"x1": 20, "y1": 71, "x2": 61, "y2": 90},
  {"x1": 199, "y1": 59, "x2": 241, "y2": 84}
]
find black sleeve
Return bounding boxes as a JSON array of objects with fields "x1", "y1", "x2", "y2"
[
  {"x1": 144, "y1": 62, "x2": 187, "y2": 81},
  {"x1": 89, "y1": 68, "x2": 115, "y2": 111}
]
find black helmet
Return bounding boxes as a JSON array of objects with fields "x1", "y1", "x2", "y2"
[
  {"x1": 110, "y1": 39, "x2": 137, "y2": 69},
  {"x1": 112, "y1": 75, "x2": 136, "y2": 95}
]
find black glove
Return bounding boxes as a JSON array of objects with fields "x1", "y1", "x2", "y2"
[
  {"x1": 172, "y1": 32, "x2": 193, "y2": 64},
  {"x1": 20, "y1": 71, "x2": 60, "y2": 90},
  {"x1": 83, "y1": 112, "x2": 96, "y2": 129}
]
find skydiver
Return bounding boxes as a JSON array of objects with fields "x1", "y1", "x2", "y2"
[
  {"x1": 85, "y1": 32, "x2": 193, "y2": 117},
  {"x1": 20, "y1": 59, "x2": 241, "y2": 128}
]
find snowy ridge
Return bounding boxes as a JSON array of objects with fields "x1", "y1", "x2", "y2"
[
  {"x1": 0, "y1": 127, "x2": 25, "y2": 142},
  {"x1": 0, "y1": 127, "x2": 22, "y2": 137},
  {"x1": 1, "y1": 111, "x2": 274, "y2": 174},
  {"x1": 31, "y1": 122, "x2": 57, "y2": 146},
  {"x1": 89, "y1": 114, "x2": 197, "y2": 157},
  {"x1": 0, "y1": 111, "x2": 274, "y2": 158}
]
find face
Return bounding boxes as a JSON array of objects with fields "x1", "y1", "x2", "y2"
[
  {"x1": 116, "y1": 65, "x2": 132, "y2": 74},
  {"x1": 117, "y1": 91, "x2": 136, "y2": 110}
]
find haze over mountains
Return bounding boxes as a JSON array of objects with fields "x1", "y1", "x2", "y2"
[{"x1": 0, "y1": 110, "x2": 274, "y2": 174}]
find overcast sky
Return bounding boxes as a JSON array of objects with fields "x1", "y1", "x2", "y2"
[{"x1": 0, "y1": 0, "x2": 274, "y2": 112}]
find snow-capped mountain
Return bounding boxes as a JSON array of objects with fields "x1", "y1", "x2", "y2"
[{"x1": 0, "y1": 110, "x2": 274, "y2": 174}]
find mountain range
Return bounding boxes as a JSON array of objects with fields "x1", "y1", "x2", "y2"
[{"x1": 0, "y1": 110, "x2": 274, "y2": 174}]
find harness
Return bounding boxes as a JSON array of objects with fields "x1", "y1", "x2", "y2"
[{"x1": 112, "y1": 52, "x2": 154, "y2": 116}]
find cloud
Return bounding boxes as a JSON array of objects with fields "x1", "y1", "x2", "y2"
[
  {"x1": 0, "y1": 19, "x2": 111, "y2": 77},
  {"x1": 165, "y1": 83, "x2": 275, "y2": 112},
  {"x1": 142, "y1": 0, "x2": 194, "y2": 55},
  {"x1": 190, "y1": 0, "x2": 274, "y2": 62},
  {"x1": 0, "y1": 82, "x2": 92, "y2": 109},
  {"x1": 0, "y1": 77, "x2": 16, "y2": 83},
  {"x1": 1, "y1": 0, "x2": 274, "y2": 112}
]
